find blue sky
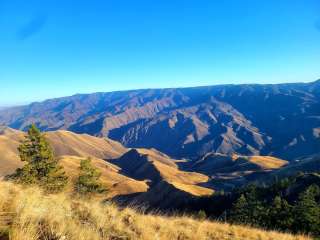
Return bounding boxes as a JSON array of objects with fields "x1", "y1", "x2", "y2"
[{"x1": 0, "y1": 0, "x2": 320, "y2": 105}]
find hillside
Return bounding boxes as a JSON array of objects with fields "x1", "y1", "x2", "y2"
[
  {"x1": 183, "y1": 172, "x2": 320, "y2": 237},
  {"x1": 1, "y1": 126, "x2": 318, "y2": 209},
  {"x1": 0, "y1": 127, "x2": 24, "y2": 176},
  {"x1": 0, "y1": 127, "x2": 214, "y2": 204},
  {"x1": 1, "y1": 80, "x2": 319, "y2": 160},
  {"x1": 190, "y1": 153, "x2": 288, "y2": 175},
  {"x1": 183, "y1": 152, "x2": 288, "y2": 191},
  {"x1": 110, "y1": 149, "x2": 213, "y2": 208},
  {"x1": 261, "y1": 154, "x2": 320, "y2": 183},
  {"x1": 59, "y1": 155, "x2": 149, "y2": 198},
  {"x1": 0, "y1": 127, "x2": 126, "y2": 177},
  {"x1": 0, "y1": 181, "x2": 311, "y2": 240}
]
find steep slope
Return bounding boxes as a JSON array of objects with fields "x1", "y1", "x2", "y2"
[
  {"x1": 191, "y1": 153, "x2": 288, "y2": 176},
  {"x1": 0, "y1": 127, "x2": 126, "y2": 177},
  {"x1": 110, "y1": 149, "x2": 175, "y2": 183},
  {"x1": 111, "y1": 149, "x2": 213, "y2": 207},
  {"x1": 1, "y1": 80, "x2": 319, "y2": 160},
  {"x1": 0, "y1": 127, "x2": 148, "y2": 197},
  {"x1": 132, "y1": 180, "x2": 213, "y2": 209},
  {"x1": 0, "y1": 127, "x2": 24, "y2": 176},
  {"x1": 45, "y1": 130, "x2": 126, "y2": 159},
  {"x1": 187, "y1": 152, "x2": 288, "y2": 191},
  {"x1": 111, "y1": 149, "x2": 210, "y2": 186},
  {"x1": 0, "y1": 128, "x2": 212, "y2": 203},
  {"x1": 262, "y1": 154, "x2": 320, "y2": 182},
  {"x1": 59, "y1": 155, "x2": 148, "y2": 198}
]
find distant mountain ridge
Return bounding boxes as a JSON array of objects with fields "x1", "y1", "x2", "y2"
[{"x1": 1, "y1": 80, "x2": 319, "y2": 160}]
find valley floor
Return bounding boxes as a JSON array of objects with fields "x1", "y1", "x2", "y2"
[{"x1": 0, "y1": 181, "x2": 311, "y2": 240}]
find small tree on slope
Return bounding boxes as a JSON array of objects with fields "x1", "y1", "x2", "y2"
[
  {"x1": 13, "y1": 124, "x2": 68, "y2": 193},
  {"x1": 75, "y1": 157, "x2": 106, "y2": 195}
]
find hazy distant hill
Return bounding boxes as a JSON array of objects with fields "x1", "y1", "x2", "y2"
[{"x1": 1, "y1": 80, "x2": 319, "y2": 160}]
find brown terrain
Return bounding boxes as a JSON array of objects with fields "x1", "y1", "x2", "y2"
[
  {"x1": 1, "y1": 80, "x2": 319, "y2": 160},
  {"x1": 0, "y1": 127, "x2": 214, "y2": 205},
  {"x1": 0, "y1": 126, "x2": 302, "y2": 208}
]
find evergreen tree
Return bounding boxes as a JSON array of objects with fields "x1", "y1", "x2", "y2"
[
  {"x1": 75, "y1": 157, "x2": 106, "y2": 195},
  {"x1": 13, "y1": 124, "x2": 68, "y2": 192},
  {"x1": 245, "y1": 189, "x2": 266, "y2": 226},
  {"x1": 267, "y1": 196, "x2": 294, "y2": 231},
  {"x1": 195, "y1": 210, "x2": 207, "y2": 220},
  {"x1": 293, "y1": 184, "x2": 320, "y2": 235},
  {"x1": 230, "y1": 194, "x2": 250, "y2": 224}
]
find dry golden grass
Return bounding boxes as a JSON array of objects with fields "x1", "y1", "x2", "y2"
[
  {"x1": 152, "y1": 161, "x2": 213, "y2": 196},
  {"x1": 0, "y1": 128, "x2": 148, "y2": 199},
  {"x1": 0, "y1": 128, "x2": 127, "y2": 177},
  {"x1": 246, "y1": 156, "x2": 288, "y2": 169},
  {"x1": 0, "y1": 181, "x2": 311, "y2": 240},
  {"x1": 46, "y1": 130, "x2": 127, "y2": 159},
  {"x1": 59, "y1": 155, "x2": 149, "y2": 198},
  {"x1": 0, "y1": 128, "x2": 24, "y2": 176},
  {"x1": 136, "y1": 148, "x2": 178, "y2": 167},
  {"x1": 0, "y1": 126, "x2": 211, "y2": 199},
  {"x1": 169, "y1": 181, "x2": 213, "y2": 196},
  {"x1": 152, "y1": 161, "x2": 209, "y2": 185},
  {"x1": 111, "y1": 148, "x2": 213, "y2": 197}
]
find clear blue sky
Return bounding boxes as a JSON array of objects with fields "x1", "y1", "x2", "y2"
[{"x1": 0, "y1": 0, "x2": 320, "y2": 105}]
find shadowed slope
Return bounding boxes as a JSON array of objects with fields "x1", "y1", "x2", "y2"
[
  {"x1": 191, "y1": 152, "x2": 288, "y2": 176},
  {"x1": 0, "y1": 127, "x2": 212, "y2": 202},
  {"x1": 262, "y1": 154, "x2": 320, "y2": 182},
  {"x1": 188, "y1": 152, "x2": 288, "y2": 191},
  {"x1": 111, "y1": 149, "x2": 211, "y2": 188},
  {"x1": 111, "y1": 149, "x2": 213, "y2": 207},
  {"x1": 59, "y1": 155, "x2": 148, "y2": 198}
]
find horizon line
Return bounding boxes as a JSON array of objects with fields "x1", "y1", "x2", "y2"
[{"x1": 2, "y1": 78, "x2": 319, "y2": 108}]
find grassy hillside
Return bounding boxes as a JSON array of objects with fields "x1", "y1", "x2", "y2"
[
  {"x1": 187, "y1": 152, "x2": 288, "y2": 191},
  {"x1": 191, "y1": 153, "x2": 288, "y2": 175},
  {"x1": 0, "y1": 181, "x2": 310, "y2": 240},
  {"x1": 0, "y1": 127, "x2": 127, "y2": 177},
  {"x1": 110, "y1": 149, "x2": 213, "y2": 207},
  {"x1": 59, "y1": 155, "x2": 149, "y2": 198},
  {"x1": 0, "y1": 128, "x2": 213, "y2": 204}
]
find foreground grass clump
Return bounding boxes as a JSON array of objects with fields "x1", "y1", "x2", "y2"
[{"x1": 0, "y1": 181, "x2": 311, "y2": 240}]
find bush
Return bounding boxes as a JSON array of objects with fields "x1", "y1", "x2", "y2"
[
  {"x1": 195, "y1": 210, "x2": 207, "y2": 220},
  {"x1": 75, "y1": 157, "x2": 106, "y2": 195}
]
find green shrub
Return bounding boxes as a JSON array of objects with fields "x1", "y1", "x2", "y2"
[{"x1": 75, "y1": 157, "x2": 106, "y2": 195}]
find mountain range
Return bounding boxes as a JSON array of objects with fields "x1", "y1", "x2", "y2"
[
  {"x1": 1, "y1": 77, "x2": 320, "y2": 210},
  {"x1": 1, "y1": 80, "x2": 319, "y2": 160},
  {"x1": 1, "y1": 128, "x2": 319, "y2": 209},
  {"x1": 3, "y1": 126, "x2": 317, "y2": 209}
]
